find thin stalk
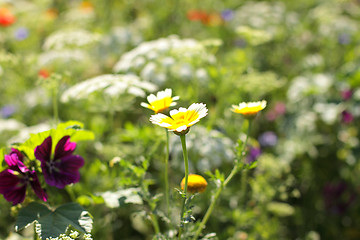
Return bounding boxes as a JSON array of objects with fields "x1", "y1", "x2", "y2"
[
  {"x1": 52, "y1": 86, "x2": 59, "y2": 126},
  {"x1": 150, "y1": 212, "x2": 160, "y2": 235},
  {"x1": 178, "y1": 134, "x2": 189, "y2": 240},
  {"x1": 164, "y1": 129, "x2": 170, "y2": 216},
  {"x1": 193, "y1": 120, "x2": 252, "y2": 239}
]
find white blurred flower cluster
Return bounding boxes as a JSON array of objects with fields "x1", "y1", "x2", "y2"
[
  {"x1": 230, "y1": 1, "x2": 298, "y2": 40},
  {"x1": 61, "y1": 74, "x2": 157, "y2": 103},
  {"x1": 309, "y1": 2, "x2": 359, "y2": 38},
  {"x1": 43, "y1": 29, "x2": 101, "y2": 50},
  {"x1": 287, "y1": 74, "x2": 333, "y2": 103},
  {"x1": 48, "y1": 231, "x2": 93, "y2": 240},
  {"x1": 39, "y1": 29, "x2": 100, "y2": 66},
  {"x1": 170, "y1": 126, "x2": 234, "y2": 171},
  {"x1": 113, "y1": 35, "x2": 216, "y2": 85}
]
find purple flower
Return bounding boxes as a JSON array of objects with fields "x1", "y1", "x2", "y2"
[
  {"x1": 221, "y1": 9, "x2": 234, "y2": 21},
  {"x1": 340, "y1": 89, "x2": 352, "y2": 101},
  {"x1": 0, "y1": 149, "x2": 47, "y2": 205},
  {"x1": 0, "y1": 104, "x2": 16, "y2": 118},
  {"x1": 246, "y1": 146, "x2": 261, "y2": 164},
  {"x1": 35, "y1": 136, "x2": 84, "y2": 189},
  {"x1": 258, "y1": 131, "x2": 278, "y2": 147},
  {"x1": 341, "y1": 110, "x2": 354, "y2": 124},
  {"x1": 323, "y1": 182, "x2": 356, "y2": 215},
  {"x1": 14, "y1": 27, "x2": 29, "y2": 40}
]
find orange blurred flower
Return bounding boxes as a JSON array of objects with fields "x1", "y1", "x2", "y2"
[
  {"x1": 187, "y1": 10, "x2": 209, "y2": 24},
  {"x1": 38, "y1": 69, "x2": 50, "y2": 79},
  {"x1": 187, "y1": 10, "x2": 223, "y2": 26},
  {"x1": 80, "y1": 1, "x2": 94, "y2": 13},
  {"x1": 44, "y1": 8, "x2": 58, "y2": 20},
  {"x1": 0, "y1": 7, "x2": 15, "y2": 27}
]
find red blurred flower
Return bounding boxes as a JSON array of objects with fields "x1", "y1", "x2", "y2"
[
  {"x1": 38, "y1": 69, "x2": 50, "y2": 79},
  {"x1": 187, "y1": 10, "x2": 223, "y2": 26},
  {"x1": 187, "y1": 10, "x2": 209, "y2": 24},
  {"x1": 0, "y1": 7, "x2": 16, "y2": 27}
]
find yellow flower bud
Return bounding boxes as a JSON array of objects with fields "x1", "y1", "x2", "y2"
[{"x1": 181, "y1": 174, "x2": 208, "y2": 193}]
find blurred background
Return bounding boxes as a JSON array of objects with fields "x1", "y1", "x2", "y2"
[{"x1": 1, "y1": 0, "x2": 360, "y2": 239}]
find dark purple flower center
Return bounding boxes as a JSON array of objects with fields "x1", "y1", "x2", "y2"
[{"x1": 47, "y1": 160, "x2": 58, "y2": 173}]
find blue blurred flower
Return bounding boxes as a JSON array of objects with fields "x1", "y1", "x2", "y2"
[
  {"x1": 0, "y1": 105, "x2": 16, "y2": 118},
  {"x1": 221, "y1": 9, "x2": 234, "y2": 21},
  {"x1": 338, "y1": 33, "x2": 350, "y2": 45},
  {"x1": 14, "y1": 27, "x2": 29, "y2": 40},
  {"x1": 258, "y1": 131, "x2": 278, "y2": 147}
]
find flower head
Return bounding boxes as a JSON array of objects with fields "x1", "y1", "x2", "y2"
[
  {"x1": 141, "y1": 88, "x2": 179, "y2": 113},
  {"x1": 35, "y1": 136, "x2": 84, "y2": 189},
  {"x1": 0, "y1": 8, "x2": 15, "y2": 27},
  {"x1": 38, "y1": 69, "x2": 50, "y2": 79},
  {"x1": 14, "y1": 27, "x2": 29, "y2": 40},
  {"x1": 0, "y1": 149, "x2": 47, "y2": 205},
  {"x1": 231, "y1": 100, "x2": 267, "y2": 117},
  {"x1": 150, "y1": 103, "x2": 208, "y2": 134},
  {"x1": 181, "y1": 174, "x2": 207, "y2": 193}
]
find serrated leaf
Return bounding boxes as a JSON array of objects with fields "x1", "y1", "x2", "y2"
[{"x1": 15, "y1": 202, "x2": 92, "y2": 239}]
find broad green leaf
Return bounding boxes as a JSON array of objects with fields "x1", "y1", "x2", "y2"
[
  {"x1": 15, "y1": 202, "x2": 93, "y2": 239},
  {"x1": 15, "y1": 202, "x2": 51, "y2": 231},
  {"x1": 16, "y1": 121, "x2": 94, "y2": 160}
]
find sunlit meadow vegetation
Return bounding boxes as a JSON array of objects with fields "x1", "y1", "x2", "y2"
[{"x1": 1, "y1": 0, "x2": 360, "y2": 239}]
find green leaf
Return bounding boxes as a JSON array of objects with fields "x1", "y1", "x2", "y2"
[
  {"x1": 0, "y1": 148, "x2": 5, "y2": 171},
  {"x1": 15, "y1": 202, "x2": 93, "y2": 239},
  {"x1": 16, "y1": 121, "x2": 94, "y2": 160},
  {"x1": 15, "y1": 202, "x2": 51, "y2": 231}
]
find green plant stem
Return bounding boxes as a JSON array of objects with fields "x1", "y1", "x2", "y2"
[
  {"x1": 241, "y1": 169, "x2": 248, "y2": 205},
  {"x1": 193, "y1": 120, "x2": 252, "y2": 239},
  {"x1": 52, "y1": 86, "x2": 59, "y2": 126},
  {"x1": 150, "y1": 212, "x2": 160, "y2": 235},
  {"x1": 178, "y1": 134, "x2": 189, "y2": 240},
  {"x1": 165, "y1": 129, "x2": 170, "y2": 216}
]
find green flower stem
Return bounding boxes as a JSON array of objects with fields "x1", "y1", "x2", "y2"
[
  {"x1": 193, "y1": 120, "x2": 252, "y2": 239},
  {"x1": 164, "y1": 129, "x2": 170, "y2": 216},
  {"x1": 178, "y1": 134, "x2": 189, "y2": 240},
  {"x1": 52, "y1": 85, "x2": 59, "y2": 126},
  {"x1": 150, "y1": 212, "x2": 160, "y2": 235}
]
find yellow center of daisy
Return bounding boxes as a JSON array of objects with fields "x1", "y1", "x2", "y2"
[
  {"x1": 233, "y1": 105, "x2": 264, "y2": 115},
  {"x1": 149, "y1": 97, "x2": 173, "y2": 113},
  {"x1": 231, "y1": 101, "x2": 267, "y2": 116},
  {"x1": 161, "y1": 110, "x2": 200, "y2": 131}
]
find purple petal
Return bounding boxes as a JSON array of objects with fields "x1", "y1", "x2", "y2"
[
  {"x1": 0, "y1": 170, "x2": 26, "y2": 205},
  {"x1": 35, "y1": 136, "x2": 52, "y2": 162},
  {"x1": 42, "y1": 155, "x2": 84, "y2": 189},
  {"x1": 43, "y1": 170, "x2": 80, "y2": 189},
  {"x1": 5, "y1": 149, "x2": 23, "y2": 167},
  {"x1": 29, "y1": 171, "x2": 48, "y2": 202},
  {"x1": 0, "y1": 170, "x2": 20, "y2": 193},
  {"x1": 3, "y1": 185, "x2": 27, "y2": 205},
  {"x1": 54, "y1": 136, "x2": 76, "y2": 160}
]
